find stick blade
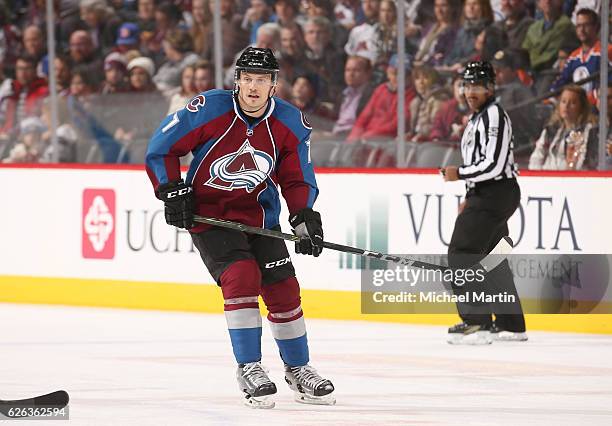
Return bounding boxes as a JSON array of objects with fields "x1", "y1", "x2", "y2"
[
  {"x1": 479, "y1": 236, "x2": 514, "y2": 271},
  {"x1": 32, "y1": 390, "x2": 69, "y2": 407},
  {"x1": 0, "y1": 390, "x2": 69, "y2": 417}
]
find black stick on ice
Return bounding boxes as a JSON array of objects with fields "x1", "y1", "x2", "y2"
[
  {"x1": 193, "y1": 215, "x2": 513, "y2": 272},
  {"x1": 0, "y1": 390, "x2": 69, "y2": 418}
]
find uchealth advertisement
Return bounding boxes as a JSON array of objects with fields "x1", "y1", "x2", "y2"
[{"x1": 0, "y1": 167, "x2": 611, "y2": 312}]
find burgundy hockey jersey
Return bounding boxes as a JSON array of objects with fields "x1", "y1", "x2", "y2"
[{"x1": 145, "y1": 90, "x2": 318, "y2": 232}]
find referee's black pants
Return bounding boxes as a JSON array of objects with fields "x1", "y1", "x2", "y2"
[{"x1": 448, "y1": 178, "x2": 526, "y2": 332}]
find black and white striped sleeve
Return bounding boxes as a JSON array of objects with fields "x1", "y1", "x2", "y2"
[{"x1": 457, "y1": 105, "x2": 511, "y2": 182}]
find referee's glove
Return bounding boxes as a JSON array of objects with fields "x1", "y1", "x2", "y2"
[
  {"x1": 156, "y1": 180, "x2": 195, "y2": 230},
  {"x1": 290, "y1": 208, "x2": 324, "y2": 257}
]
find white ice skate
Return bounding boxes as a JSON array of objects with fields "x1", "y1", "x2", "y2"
[
  {"x1": 491, "y1": 324, "x2": 528, "y2": 342},
  {"x1": 284, "y1": 364, "x2": 336, "y2": 405},
  {"x1": 447, "y1": 322, "x2": 492, "y2": 345},
  {"x1": 236, "y1": 362, "x2": 277, "y2": 409}
]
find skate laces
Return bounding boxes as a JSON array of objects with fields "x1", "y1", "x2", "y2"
[
  {"x1": 242, "y1": 362, "x2": 271, "y2": 388},
  {"x1": 291, "y1": 365, "x2": 328, "y2": 389}
]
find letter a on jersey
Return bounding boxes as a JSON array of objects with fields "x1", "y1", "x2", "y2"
[{"x1": 206, "y1": 139, "x2": 274, "y2": 192}]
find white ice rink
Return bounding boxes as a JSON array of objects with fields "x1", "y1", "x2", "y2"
[{"x1": 2, "y1": 303, "x2": 612, "y2": 426}]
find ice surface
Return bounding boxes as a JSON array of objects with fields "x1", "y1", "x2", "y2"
[{"x1": 1, "y1": 304, "x2": 611, "y2": 425}]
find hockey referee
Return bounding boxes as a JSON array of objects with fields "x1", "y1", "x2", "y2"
[{"x1": 440, "y1": 61, "x2": 527, "y2": 345}]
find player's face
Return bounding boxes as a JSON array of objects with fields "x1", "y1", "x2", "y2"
[
  {"x1": 463, "y1": 82, "x2": 491, "y2": 111},
  {"x1": 237, "y1": 71, "x2": 275, "y2": 111}
]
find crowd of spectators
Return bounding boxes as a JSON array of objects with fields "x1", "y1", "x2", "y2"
[{"x1": 0, "y1": 0, "x2": 609, "y2": 170}]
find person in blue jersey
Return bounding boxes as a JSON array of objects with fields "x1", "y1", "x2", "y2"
[{"x1": 145, "y1": 47, "x2": 335, "y2": 409}]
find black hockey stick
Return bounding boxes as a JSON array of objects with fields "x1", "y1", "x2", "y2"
[
  {"x1": 193, "y1": 215, "x2": 513, "y2": 272},
  {"x1": 0, "y1": 390, "x2": 69, "y2": 418}
]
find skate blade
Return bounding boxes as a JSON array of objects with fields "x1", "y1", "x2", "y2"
[
  {"x1": 294, "y1": 392, "x2": 336, "y2": 406},
  {"x1": 243, "y1": 395, "x2": 275, "y2": 409},
  {"x1": 492, "y1": 332, "x2": 528, "y2": 342},
  {"x1": 447, "y1": 331, "x2": 492, "y2": 345}
]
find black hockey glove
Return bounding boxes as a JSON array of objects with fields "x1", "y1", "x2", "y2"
[
  {"x1": 156, "y1": 180, "x2": 195, "y2": 230},
  {"x1": 289, "y1": 208, "x2": 323, "y2": 257}
]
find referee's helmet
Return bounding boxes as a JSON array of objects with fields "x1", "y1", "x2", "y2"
[{"x1": 462, "y1": 61, "x2": 495, "y2": 85}]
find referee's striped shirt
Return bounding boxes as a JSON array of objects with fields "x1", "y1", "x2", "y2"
[{"x1": 458, "y1": 99, "x2": 518, "y2": 189}]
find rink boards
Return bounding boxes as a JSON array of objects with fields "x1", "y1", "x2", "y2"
[{"x1": 1, "y1": 165, "x2": 611, "y2": 333}]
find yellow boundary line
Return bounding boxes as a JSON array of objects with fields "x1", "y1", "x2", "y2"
[{"x1": 1, "y1": 275, "x2": 610, "y2": 334}]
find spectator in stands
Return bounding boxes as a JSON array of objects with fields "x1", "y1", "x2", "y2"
[
  {"x1": 154, "y1": 29, "x2": 199, "y2": 97},
  {"x1": 224, "y1": 22, "x2": 280, "y2": 87},
  {"x1": 304, "y1": 0, "x2": 349, "y2": 51},
  {"x1": 492, "y1": 49, "x2": 539, "y2": 157},
  {"x1": 116, "y1": 57, "x2": 167, "y2": 148},
  {"x1": 0, "y1": 55, "x2": 49, "y2": 138},
  {"x1": 23, "y1": 26, "x2": 46, "y2": 65},
  {"x1": 144, "y1": 1, "x2": 183, "y2": 65},
  {"x1": 550, "y1": 8, "x2": 612, "y2": 105},
  {"x1": 69, "y1": 66, "x2": 99, "y2": 98},
  {"x1": 127, "y1": 56, "x2": 157, "y2": 93},
  {"x1": 101, "y1": 52, "x2": 130, "y2": 94},
  {"x1": 330, "y1": 55, "x2": 375, "y2": 139},
  {"x1": 242, "y1": 0, "x2": 276, "y2": 45},
  {"x1": 372, "y1": 0, "x2": 398, "y2": 71},
  {"x1": 79, "y1": 0, "x2": 123, "y2": 55},
  {"x1": 407, "y1": 65, "x2": 449, "y2": 142},
  {"x1": 68, "y1": 65, "x2": 129, "y2": 164},
  {"x1": 274, "y1": 0, "x2": 300, "y2": 28},
  {"x1": 430, "y1": 73, "x2": 470, "y2": 142},
  {"x1": 68, "y1": 30, "x2": 104, "y2": 85},
  {"x1": 334, "y1": 0, "x2": 361, "y2": 31},
  {"x1": 115, "y1": 23, "x2": 141, "y2": 54},
  {"x1": 137, "y1": 0, "x2": 157, "y2": 35},
  {"x1": 168, "y1": 64, "x2": 197, "y2": 114},
  {"x1": 194, "y1": 60, "x2": 215, "y2": 93},
  {"x1": 291, "y1": 73, "x2": 335, "y2": 131},
  {"x1": 2, "y1": 116, "x2": 47, "y2": 164},
  {"x1": 348, "y1": 54, "x2": 417, "y2": 142},
  {"x1": 522, "y1": 0, "x2": 579, "y2": 94},
  {"x1": 110, "y1": 0, "x2": 139, "y2": 22},
  {"x1": 492, "y1": 0, "x2": 534, "y2": 49},
  {"x1": 345, "y1": 0, "x2": 380, "y2": 63},
  {"x1": 414, "y1": 0, "x2": 460, "y2": 67},
  {"x1": 303, "y1": 16, "x2": 346, "y2": 102},
  {"x1": 218, "y1": 0, "x2": 250, "y2": 67},
  {"x1": 40, "y1": 120, "x2": 78, "y2": 163},
  {"x1": 190, "y1": 0, "x2": 213, "y2": 57},
  {"x1": 0, "y1": 5, "x2": 21, "y2": 76},
  {"x1": 278, "y1": 25, "x2": 308, "y2": 83},
  {"x1": 529, "y1": 85, "x2": 598, "y2": 170},
  {"x1": 443, "y1": 0, "x2": 494, "y2": 68},
  {"x1": 53, "y1": 55, "x2": 73, "y2": 96}
]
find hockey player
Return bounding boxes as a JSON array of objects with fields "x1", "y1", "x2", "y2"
[
  {"x1": 440, "y1": 61, "x2": 527, "y2": 345},
  {"x1": 145, "y1": 47, "x2": 335, "y2": 408}
]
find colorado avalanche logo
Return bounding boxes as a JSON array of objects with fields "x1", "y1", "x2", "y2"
[{"x1": 206, "y1": 140, "x2": 274, "y2": 193}]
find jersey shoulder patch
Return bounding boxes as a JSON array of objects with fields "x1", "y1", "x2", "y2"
[{"x1": 271, "y1": 97, "x2": 311, "y2": 140}]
